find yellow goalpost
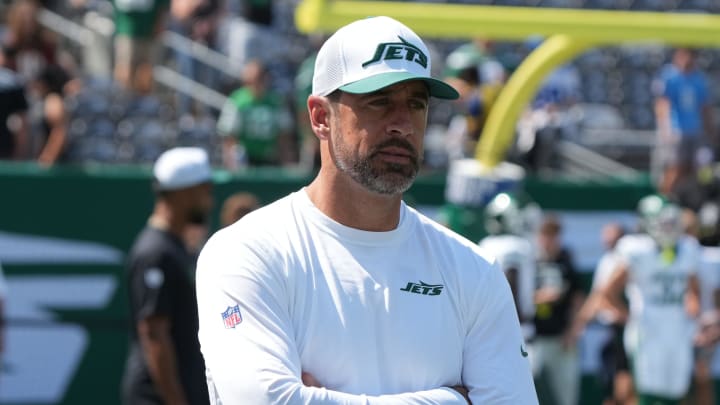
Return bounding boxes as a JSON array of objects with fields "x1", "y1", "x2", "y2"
[{"x1": 295, "y1": 0, "x2": 720, "y2": 168}]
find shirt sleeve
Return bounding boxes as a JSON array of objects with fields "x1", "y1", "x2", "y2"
[
  {"x1": 196, "y1": 231, "x2": 468, "y2": 405},
  {"x1": 520, "y1": 254, "x2": 537, "y2": 321},
  {"x1": 462, "y1": 261, "x2": 538, "y2": 404},
  {"x1": 130, "y1": 255, "x2": 177, "y2": 321}
]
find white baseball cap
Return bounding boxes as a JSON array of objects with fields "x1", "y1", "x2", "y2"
[
  {"x1": 312, "y1": 16, "x2": 459, "y2": 100},
  {"x1": 153, "y1": 147, "x2": 213, "y2": 191}
]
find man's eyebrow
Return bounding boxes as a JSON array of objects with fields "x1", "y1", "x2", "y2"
[
  {"x1": 359, "y1": 89, "x2": 390, "y2": 99},
  {"x1": 360, "y1": 87, "x2": 429, "y2": 99},
  {"x1": 411, "y1": 89, "x2": 430, "y2": 99}
]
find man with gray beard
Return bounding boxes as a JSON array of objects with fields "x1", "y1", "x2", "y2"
[{"x1": 195, "y1": 16, "x2": 537, "y2": 405}]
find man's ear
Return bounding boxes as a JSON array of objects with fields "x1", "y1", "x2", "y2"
[{"x1": 308, "y1": 95, "x2": 332, "y2": 140}]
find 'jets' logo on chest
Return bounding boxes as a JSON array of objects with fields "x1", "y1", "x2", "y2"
[
  {"x1": 362, "y1": 36, "x2": 428, "y2": 69},
  {"x1": 400, "y1": 280, "x2": 444, "y2": 296}
]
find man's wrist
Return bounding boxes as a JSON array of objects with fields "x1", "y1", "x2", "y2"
[{"x1": 446, "y1": 385, "x2": 470, "y2": 404}]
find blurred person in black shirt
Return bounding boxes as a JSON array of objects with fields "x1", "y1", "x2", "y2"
[
  {"x1": 532, "y1": 214, "x2": 585, "y2": 405},
  {"x1": 121, "y1": 147, "x2": 213, "y2": 405}
]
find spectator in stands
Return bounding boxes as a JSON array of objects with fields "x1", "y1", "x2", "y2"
[
  {"x1": 217, "y1": 59, "x2": 294, "y2": 168},
  {"x1": 653, "y1": 48, "x2": 716, "y2": 199},
  {"x1": 293, "y1": 34, "x2": 325, "y2": 172},
  {"x1": 0, "y1": 47, "x2": 30, "y2": 160},
  {"x1": 121, "y1": 147, "x2": 212, "y2": 405},
  {"x1": 30, "y1": 64, "x2": 70, "y2": 166},
  {"x1": 220, "y1": 191, "x2": 260, "y2": 227},
  {"x1": 112, "y1": 0, "x2": 170, "y2": 94},
  {"x1": 533, "y1": 214, "x2": 584, "y2": 405},
  {"x1": 217, "y1": 0, "x2": 279, "y2": 72},
  {"x1": 169, "y1": 0, "x2": 221, "y2": 116},
  {"x1": 2, "y1": 0, "x2": 59, "y2": 82},
  {"x1": 570, "y1": 222, "x2": 635, "y2": 405}
]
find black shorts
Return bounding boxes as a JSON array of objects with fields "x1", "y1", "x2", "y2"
[{"x1": 599, "y1": 323, "x2": 630, "y2": 398}]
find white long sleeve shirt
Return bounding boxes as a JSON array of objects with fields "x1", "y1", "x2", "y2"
[{"x1": 196, "y1": 189, "x2": 537, "y2": 404}]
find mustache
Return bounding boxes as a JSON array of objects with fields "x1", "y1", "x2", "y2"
[{"x1": 370, "y1": 139, "x2": 418, "y2": 160}]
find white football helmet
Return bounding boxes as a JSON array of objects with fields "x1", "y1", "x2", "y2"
[
  {"x1": 484, "y1": 192, "x2": 541, "y2": 236},
  {"x1": 637, "y1": 194, "x2": 684, "y2": 247}
]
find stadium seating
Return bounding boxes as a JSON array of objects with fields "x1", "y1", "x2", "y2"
[{"x1": 43, "y1": 0, "x2": 720, "y2": 171}]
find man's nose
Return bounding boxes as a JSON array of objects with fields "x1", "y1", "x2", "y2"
[{"x1": 386, "y1": 104, "x2": 414, "y2": 137}]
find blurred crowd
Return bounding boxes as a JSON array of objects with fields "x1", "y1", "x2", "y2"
[
  {"x1": 0, "y1": 0, "x2": 717, "y2": 178},
  {"x1": 0, "y1": 0, "x2": 307, "y2": 168}
]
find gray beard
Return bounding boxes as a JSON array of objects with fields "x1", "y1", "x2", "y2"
[{"x1": 333, "y1": 137, "x2": 421, "y2": 195}]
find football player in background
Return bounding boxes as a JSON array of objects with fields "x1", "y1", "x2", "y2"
[
  {"x1": 575, "y1": 195, "x2": 700, "y2": 405},
  {"x1": 478, "y1": 192, "x2": 539, "y2": 342}
]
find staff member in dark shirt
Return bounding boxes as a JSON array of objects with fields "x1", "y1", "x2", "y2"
[
  {"x1": 121, "y1": 147, "x2": 213, "y2": 405},
  {"x1": 532, "y1": 215, "x2": 585, "y2": 405}
]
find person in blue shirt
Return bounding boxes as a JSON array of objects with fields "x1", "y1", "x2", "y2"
[{"x1": 653, "y1": 48, "x2": 716, "y2": 197}]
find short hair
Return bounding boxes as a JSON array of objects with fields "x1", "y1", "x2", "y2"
[
  {"x1": 326, "y1": 89, "x2": 342, "y2": 102},
  {"x1": 675, "y1": 47, "x2": 697, "y2": 57},
  {"x1": 38, "y1": 64, "x2": 70, "y2": 94},
  {"x1": 539, "y1": 215, "x2": 562, "y2": 236}
]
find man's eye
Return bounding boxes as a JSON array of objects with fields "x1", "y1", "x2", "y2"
[
  {"x1": 368, "y1": 98, "x2": 390, "y2": 107},
  {"x1": 410, "y1": 100, "x2": 428, "y2": 110}
]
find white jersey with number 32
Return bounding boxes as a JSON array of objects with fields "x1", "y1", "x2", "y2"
[{"x1": 617, "y1": 233, "x2": 699, "y2": 398}]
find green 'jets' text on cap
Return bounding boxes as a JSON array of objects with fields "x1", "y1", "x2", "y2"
[{"x1": 312, "y1": 16, "x2": 459, "y2": 100}]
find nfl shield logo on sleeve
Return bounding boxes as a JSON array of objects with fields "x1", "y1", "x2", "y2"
[{"x1": 222, "y1": 305, "x2": 243, "y2": 329}]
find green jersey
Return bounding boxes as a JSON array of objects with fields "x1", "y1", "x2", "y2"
[
  {"x1": 113, "y1": 0, "x2": 169, "y2": 38},
  {"x1": 218, "y1": 87, "x2": 292, "y2": 165}
]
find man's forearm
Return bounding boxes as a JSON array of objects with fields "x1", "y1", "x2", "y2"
[
  {"x1": 299, "y1": 372, "x2": 469, "y2": 404},
  {"x1": 139, "y1": 332, "x2": 188, "y2": 405},
  {"x1": 12, "y1": 115, "x2": 28, "y2": 160},
  {"x1": 211, "y1": 366, "x2": 468, "y2": 405},
  {"x1": 654, "y1": 98, "x2": 672, "y2": 137},
  {"x1": 279, "y1": 384, "x2": 468, "y2": 404}
]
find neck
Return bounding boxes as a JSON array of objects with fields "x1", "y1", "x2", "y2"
[
  {"x1": 148, "y1": 201, "x2": 186, "y2": 239},
  {"x1": 306, "y1": 167, "x2": 403, "y2": 232}
]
